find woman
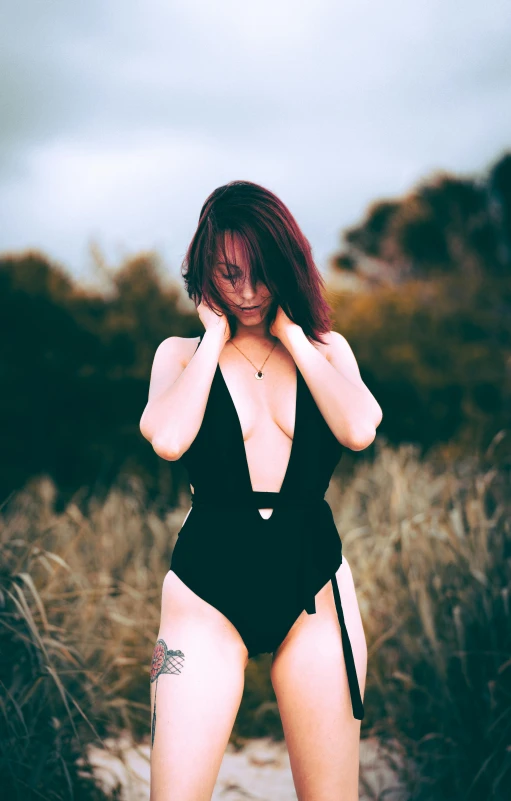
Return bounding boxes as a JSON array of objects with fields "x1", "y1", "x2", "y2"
[{"x1": 140, "y1": 180, "x2": 382, "y2": 800}]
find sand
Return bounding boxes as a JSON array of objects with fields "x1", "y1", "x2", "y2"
[{"x1": 83, "y1": 733, "x2": 408, "y2": 800}]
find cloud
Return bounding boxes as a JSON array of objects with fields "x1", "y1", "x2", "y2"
[{"x1": 0, "y1": 0, "x2": 510, "y2": 279}]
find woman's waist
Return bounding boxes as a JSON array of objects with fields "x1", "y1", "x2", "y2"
[
  {"x1": 175, "y1": 491, "x2": 342, "y2": 590},
  {"x1": 190, "y1": 489, "x2": 327, "y2": 508}
]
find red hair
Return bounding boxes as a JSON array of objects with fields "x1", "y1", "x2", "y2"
[{"x1": 181, "y1": 180, "x2": 333, "y2": 344}]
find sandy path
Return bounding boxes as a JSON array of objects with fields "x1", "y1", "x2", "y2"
[{"x1": 84, "y1": 734, "x2": 408, "y2": 800}]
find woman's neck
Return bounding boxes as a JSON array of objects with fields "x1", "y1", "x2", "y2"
[{"x1": 231, "y1": 319, "x2": 274, "y2": 343}]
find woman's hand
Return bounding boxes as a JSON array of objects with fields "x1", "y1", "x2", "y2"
[
  {"x1": 196, "y1": 299, "x2": 232, "y2": 344},
  {"x1": 269, "y1": 305, "x2": 300, "y2": 342}
]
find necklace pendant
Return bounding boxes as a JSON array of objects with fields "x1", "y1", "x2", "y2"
[{"x1": 255, "y1": 370, "x2": 264, "y2": 379}]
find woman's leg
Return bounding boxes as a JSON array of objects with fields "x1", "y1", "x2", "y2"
[
  {"x1": 270, "y1": 558, "x2": 367, "y2": 801},
  {"x1": 150, "y1": 570, "x2": 249, "y2": 801}
]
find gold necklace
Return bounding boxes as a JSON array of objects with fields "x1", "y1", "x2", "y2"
[{"x1": 228, "y1": 339, "x2": 278, "y2": 379}]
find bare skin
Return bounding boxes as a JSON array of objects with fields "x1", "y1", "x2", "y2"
[
  {"x1": 149, "y1": 571, "x2": 248, "y2": 801},
  {"x1": 143, "y1": 232, "x2": 377, "y2": 800}
]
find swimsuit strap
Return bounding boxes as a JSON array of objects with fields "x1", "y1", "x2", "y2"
[{"x1": 331, "y1": 572, "x2": 365, "y2": 720}]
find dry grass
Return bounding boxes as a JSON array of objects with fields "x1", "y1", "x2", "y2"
[
  {"x1": 332, "y1": 438, "x2": 511, "y2": 800},
  {"x1": 1, "y1": 441, "x2": 510, "y2": 800},
  {"x1": 0, "y1": 475, "x2": 183, "y2": 800}
]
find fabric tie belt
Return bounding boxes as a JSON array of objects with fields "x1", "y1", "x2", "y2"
[{"x1": 190, "y1": 488, "x2": 365, "y2": 720}]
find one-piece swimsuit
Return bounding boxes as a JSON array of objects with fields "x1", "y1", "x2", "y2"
[{"x1": 170, "y1": 339, "x2": 365, "y2": 720}]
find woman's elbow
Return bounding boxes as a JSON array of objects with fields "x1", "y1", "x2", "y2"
[
  {"x1": 139, "y1": 406, "x2": 156, "y2": 443},
  {"x1": 151, "y1": 434, "x2": 183, "y2": 461},
  {"x1": 139, "y1": 412, "x2": 182, "y2": 460},
  {"x1": 345, "y1": 423, "x2": 377, "y2": 452}
]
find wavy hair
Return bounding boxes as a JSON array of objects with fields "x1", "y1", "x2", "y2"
[{"x1": 181, "y1": 180, "x2": 333, "y2": 344}]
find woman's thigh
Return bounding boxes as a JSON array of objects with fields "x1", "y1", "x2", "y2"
[
  {"x1": 150, "y1": 570, "x2": 249, "y2": 801},
  {"x1": 270, "y1": 558, "x2": 367, "y2": 801}
]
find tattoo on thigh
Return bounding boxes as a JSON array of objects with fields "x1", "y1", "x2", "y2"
[{"x1": 150, "y1": 639, "x2": 185, "y2": 748}]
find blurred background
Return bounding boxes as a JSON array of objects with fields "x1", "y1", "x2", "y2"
[{"x1": 1, "y1": 2, "x2": 510, "y2": 799}]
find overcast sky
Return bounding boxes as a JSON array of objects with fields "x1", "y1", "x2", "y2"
[{"x1": 1, "y1": 0, "x2": 510, "y2": 287}]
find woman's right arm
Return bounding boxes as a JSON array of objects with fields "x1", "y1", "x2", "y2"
[{"x1": 139, "y1": 325, "x2": 226, "y2": 461}]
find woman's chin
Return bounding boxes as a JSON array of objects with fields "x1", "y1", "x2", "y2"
[
  {"x1": 228, "y1": 299, "x2": 273, "y2": 329},
  {"x1": 235, "y1": 308, "x2": 266, "y2": 325}
]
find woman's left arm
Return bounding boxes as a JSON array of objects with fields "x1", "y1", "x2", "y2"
[{"x1": 281, "y1": 325, "x2": 383, "y2": 451}]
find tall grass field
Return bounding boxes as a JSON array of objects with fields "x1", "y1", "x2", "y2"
[{"x1": 1, "y1": 439, "x2": 510, "y2": 800}]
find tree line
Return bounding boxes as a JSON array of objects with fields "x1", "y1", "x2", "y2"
[{"x1": 1, "y1": 151, "x2": 509, "y2": 509}]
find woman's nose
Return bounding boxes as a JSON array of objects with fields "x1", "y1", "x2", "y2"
[{"x1": 240, "y1": 276, "x2": 258, "y2": 296}]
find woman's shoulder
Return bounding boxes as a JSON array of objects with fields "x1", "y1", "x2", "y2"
[
  {"x1": 320, "y1": 330, "x2": 366, "y2": 386},
  {"x1": 315, "y1": 331, "x2": 361, "y2": 374},
  {"x1": 154, "y1": 335, "x2": 201, "y2": 367},
  {"x1": 313, "y1": 330, "x2": 339, "y2": 361}
]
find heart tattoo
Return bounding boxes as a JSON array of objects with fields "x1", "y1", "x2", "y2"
[{"x1": 150, "y1": 638, "x2": 185, "y2": 748}]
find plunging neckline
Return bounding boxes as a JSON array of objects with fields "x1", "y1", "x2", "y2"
[{"x1": 216, "y1": 360, "x2": 300, "y2": 520}]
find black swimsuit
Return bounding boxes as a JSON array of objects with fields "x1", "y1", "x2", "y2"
[{"x1": 170, "y1": 340, "x2": 365, "y2": 721}]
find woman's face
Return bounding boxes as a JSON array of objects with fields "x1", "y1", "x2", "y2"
[{"x1": 212, "y1": 235, "x2": 273, "y2": 325}]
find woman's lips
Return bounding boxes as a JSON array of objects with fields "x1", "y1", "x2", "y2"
[{"x1": 239, "y1": 304, "x2": 261, "y2": 313}]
